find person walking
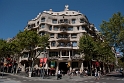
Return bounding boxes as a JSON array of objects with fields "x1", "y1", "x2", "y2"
[
  {"x1": 57, "y1": 70, "x2": 62, "y2": 80},
  {"x1": 95, "y1": 70, "x2": 100, "y2": 81}
]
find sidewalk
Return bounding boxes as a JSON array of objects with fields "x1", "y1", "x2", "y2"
[
  {"x1": 0, "y1": 76, "x2": 21, "y2": 83},
  {"x1": 7, "y1": 72, "x2": 95, "y2": 81},
  {"x1": 0, "y1": 72, "x2": 95, "y2": 81}
]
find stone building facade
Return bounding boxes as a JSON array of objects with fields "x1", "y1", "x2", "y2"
[{"x1": 19, "y1": 5, "x2": 99, "y2": 74}]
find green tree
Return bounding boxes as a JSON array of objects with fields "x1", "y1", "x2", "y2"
[
  {"x1": 79, "y1": 34, "x2": 96, "y2": 75},
  {"x1": 100, "y1": 12, "x2": 124, "y2": 70},
  {"x1": 16, "y1": 30, "x2": 49, "y2": 75},
  {"x1": 7, "y1": 39, "x2": 22, "y2": 73},
  {"x1": 0, "y1": 39, "x2": 9, "y2": 73},
  {"x1": 100, "y1": 12, "x2": 124, "y2": 53},
  {"x1": 0, "y1": 39, "x2": 10, "y2": 59}
]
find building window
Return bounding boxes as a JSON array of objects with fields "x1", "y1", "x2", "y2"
[
  {"x1": 51, "y1": 41, "x2": 56, "y2": 47},
  {"x1": 82, "y1": 26, "x2": 85, "y2": 30},
  {"x1": 64, "y1": 19, "x2": 68, "y2": 23},
  {"x1": 49, "y1": 26, "x2": 52, "y2": 30},
  {"x1": 40, "y1": 24, "x2": 45, "y2": 28},
  {"x1": 40, "y1": 32, "x2": 45, "y2": 36},
  {"x1": 61, "y1": 27, "x2": 66, "y2": 31},
  {"x1": 72, "y1": 41, "x2": 77, "y2": 47},
  {"x1": 58, "y1": 34, "x2": 63, "y2": 38},
  {"x1": 67, "y1": 42, "x2": 71, "y2": 46},
  {"x1": 54, "y1": 26, "x2": 59, "y2": 31},
  {"x1": 80, "y1": 19, "x2": 85, "y2": 23},
  {"x1": 60, "y1": 42, "x2": 65, "y2": 46},
  {"x1": 50, "y1": 33, "x2": 54, "y2": 38},
  {"x1": 68, "y1": 26, "x2": 73, "y2": 31},
  {"x1": 71, "y1": 34, "x2": 77, "y2": 38},
  {"x1": 72, "y1": 19, "x2": 76, "y2": 24},
  {"x1": 52, "y1": 19, "x2": 57, "y2": 24},
  {"x1": 41, "y1": 18, "x2": 45, "y2": 22},
  {"x1": 60, "y1": 19, "x2": 68, "y2": 23},
  {"x1": 49, "y1": 52, "x2": 58, "y2": 57},
  {"x1": 37, "y1": 21, "x2": 39, "y2": 25},
  {"x1": 77, "y1": 26, "x2": 79, "y2": 30},
  {"x1": 28, "y1": 24, "x2": 35, "y2": 28}
]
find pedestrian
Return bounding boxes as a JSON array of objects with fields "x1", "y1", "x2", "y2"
[
  {"x1": 57, "y1": 70, "x2": 62, "y2": 80},
  {"x1": 95, "y1": 70, "x2": 100, "y2": 81}
]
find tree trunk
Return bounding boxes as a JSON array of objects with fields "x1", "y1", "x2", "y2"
[{"x1": 89, "y1": 60, "x2": 92, "y2": 76}]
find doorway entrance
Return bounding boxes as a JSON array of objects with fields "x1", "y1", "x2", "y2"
[{"x1": 59, "y1": 62, "x2": 69, "y2": 74}]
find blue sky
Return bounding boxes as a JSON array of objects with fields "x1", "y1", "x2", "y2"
[{"x1": 0, "y1": 0, "x2": 124, "y2": 39}]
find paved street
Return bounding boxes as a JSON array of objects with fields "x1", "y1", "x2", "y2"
[{"x1": 0, "y1": 72, "x2": 124, "y2": 83}]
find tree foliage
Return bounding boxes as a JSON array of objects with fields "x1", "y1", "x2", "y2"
[
  {"x1": 0, "y1": 39, "x2": 9, "y2": 58},
  {"x1": 15, "y1": 30, "x2": 49, "y2": 59},
  {"x1": 100, "y1": 12, "x2": 124, "y2": 53},
  {"x1": 79, "y1": 34, "x2": 96, "y2": 60},
  {"x1": 79, "y1": 34, "x2": 115, "y2": 63}
]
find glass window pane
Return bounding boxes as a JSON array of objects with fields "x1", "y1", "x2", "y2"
[
  {"x1": 52, "y1": 19, "x2": 57, "y2": 24},
  {"x1": 72, "y1": 19, "x2": 76, "y2": 24},
  {"x1": 72, "y1": 41, "x2": 77, "y2": 47},
  {"x1": 54, "y1": 26, "x2": 58, "y2": 31},
  {"x1": 68, "y1": 26, "x2": 73, "y2": 31}
]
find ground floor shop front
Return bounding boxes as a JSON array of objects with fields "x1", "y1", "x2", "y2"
[{"x1": 19, "y1": 59, "x2": 115, "y2": 76}]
